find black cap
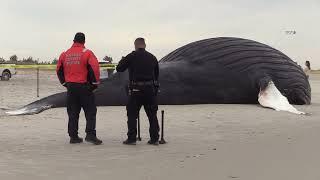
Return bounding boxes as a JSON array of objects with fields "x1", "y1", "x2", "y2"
[{"x1": 73, "y1": 32, "x2": 85, "y2": 44}]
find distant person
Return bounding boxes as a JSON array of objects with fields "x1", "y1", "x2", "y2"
[
  {"x1": 56, "y1": 32, "x2": 103, "y2": 145},
  {"x1": 117, "y1": 38, "x2": 160, "y2": 145},
  {"x1": 304, "y1": 60, "x2": 311, "y2": 79}
]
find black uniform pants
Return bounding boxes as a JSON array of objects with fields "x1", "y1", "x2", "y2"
[
  {"x1": 126, "y1": 86, "x2": 159, "y2": 141},
  {"x1": 66, "y1": 83, "x2": 97, "y2": 138}
]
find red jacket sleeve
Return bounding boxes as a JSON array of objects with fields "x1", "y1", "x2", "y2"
[
  {"x1": 56, "y1": 52, "x2": 66, "y2": 85},
  {"x1": 87, "y1": 51, "x2": 100, "y2": 85}
]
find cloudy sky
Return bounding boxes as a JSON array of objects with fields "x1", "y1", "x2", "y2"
[{"x1": 0, "y1": 0, "x2": 319, "y2": 69}]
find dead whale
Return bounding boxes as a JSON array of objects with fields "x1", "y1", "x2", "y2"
[{"x1": 6, "y1": 37, "x2": 311, "y2": 115}]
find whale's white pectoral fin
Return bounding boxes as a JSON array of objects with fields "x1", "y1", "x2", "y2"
[
  {"x1": 5, "y1": 105, "x2": 52, "y2": 116},
  {"x1": 5, "y1": 107, "x2": 29, "y2": 116},
  {"x1": 258, "y1": 81, "x2": 305, "y2": 115}
]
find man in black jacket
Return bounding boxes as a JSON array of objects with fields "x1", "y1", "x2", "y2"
[{"x1": 116, "y1": 38, "x2": 160, "y2": 145}]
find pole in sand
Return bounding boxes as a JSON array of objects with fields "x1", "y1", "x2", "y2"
[
  {"x1": 37, "y1": 66, "x2": 39, "y2": 97},
  {"x1": 159, "y1": 110, "x2": 167, "y2": 144},
  {"x1": 137, "y1": 113, "x2": 142, "y2": 141}
]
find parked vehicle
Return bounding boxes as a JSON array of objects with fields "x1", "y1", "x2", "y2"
[
  {"x1": 99, "y1": 62, "x2": 116, "y2": 79},
  {"x1": 0, "y1": 64, "x2": 16, "y2": 81}
]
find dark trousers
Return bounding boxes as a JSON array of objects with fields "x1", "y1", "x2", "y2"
[
  {"x1": 66, "y1": 83, "x2": 97, "y2": 138},
  {"x1": 126, "y1": 86, "x2": 159, "y2": 141}
]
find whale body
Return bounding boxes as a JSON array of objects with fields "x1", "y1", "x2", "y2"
[{"x1": 6, "y1": 37, "x2": 311, "y2": 115}]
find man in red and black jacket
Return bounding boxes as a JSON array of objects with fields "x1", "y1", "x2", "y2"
[{"x1": 56, "y1": 32, "x2": 102, "y2": 145}]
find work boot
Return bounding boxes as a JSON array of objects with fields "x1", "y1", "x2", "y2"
[
  {"x1": 123, "y1": 139, "x2": 136, "y2": 145},
  {"x1": 70, "y1": 136, "x2": 83, "y2": 144},
  {"x1": 85, "y1": 135, "x2": 103, "y2": 145},
  {"x1": 147, "y1": 139, "x2": 159, "y2": 146}
]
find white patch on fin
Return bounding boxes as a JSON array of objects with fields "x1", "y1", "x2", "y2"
[
  {"x1": 258, "y1": 81, "x2": 305, "y2": 115},
  {"x1": 5, "y1": 105, "x2": 52, "y2": 116},
  {"x1": 5, "y1": 107, "x2": 30, "y2": 116}
]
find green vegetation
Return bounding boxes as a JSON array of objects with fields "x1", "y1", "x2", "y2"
[
  {"x1": 0, "y1": 55, "x2": 57, "y2": 65},
  {"x1": 1, "y1": 54, "x2": 114, "y2": 65},
  {"x1": 0, "y1": 54, "x2": 117, "y2": 70}
]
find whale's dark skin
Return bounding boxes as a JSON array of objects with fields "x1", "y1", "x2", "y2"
[{"x1": 9, "y1": 37, "x2": 311, "y2": 115}]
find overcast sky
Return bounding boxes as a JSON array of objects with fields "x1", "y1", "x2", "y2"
[{"x1": 0, "y1": 0, "x2": 319, "y2": 69}]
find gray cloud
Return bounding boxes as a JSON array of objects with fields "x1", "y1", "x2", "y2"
[{"x1": 0, "y1": 0, "x2": 319, "y2": 69}]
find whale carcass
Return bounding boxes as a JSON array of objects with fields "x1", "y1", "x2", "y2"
[{"x1": 6, "y1": 37, "x2": 311, "y2": 115}]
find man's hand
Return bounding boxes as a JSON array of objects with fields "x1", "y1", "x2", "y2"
[
  {"x1": 88, "y1": 83, "x2": 98, "y2": 92},
  {"x1": 154, "y1": 82, "x2": 160, "y2": 95}
]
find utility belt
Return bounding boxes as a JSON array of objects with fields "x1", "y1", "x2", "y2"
[
  {"x1": 130, "y1": 80, "x2": 157, "y2": 86},
  {"x1": 127, "y1": 80, "x2": 159, "y2": 95}
]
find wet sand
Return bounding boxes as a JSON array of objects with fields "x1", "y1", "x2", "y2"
[{"x1": 0, "y1": 70, "x2": 319, "y2": 180}]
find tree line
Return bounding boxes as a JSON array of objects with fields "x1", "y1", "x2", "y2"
[{"x1": 0, "y1": 55, "x2": 57, "y2": 65}]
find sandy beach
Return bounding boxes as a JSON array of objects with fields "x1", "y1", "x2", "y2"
[{"x1": 0, "y1": 70, "x2": 319, "y2": 180}]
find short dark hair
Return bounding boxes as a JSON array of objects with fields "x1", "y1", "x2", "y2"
[
  {"x1": 134, "y1": 37, "x2": 145, "y2": 45},
  {"x1": 74, "y1": 32, "x2": 85, "y2": 44}
]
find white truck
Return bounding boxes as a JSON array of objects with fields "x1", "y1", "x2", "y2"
[{"x1": 0, "y1": 64, "x2": 16, "y2": 81}]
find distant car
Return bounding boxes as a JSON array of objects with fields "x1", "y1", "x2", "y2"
[
  {"x1": 99, "y1": 62, "x2": 116, "y2": 79},
  {"x1": 0, "y1": 64, "x2": 16, "y2": 81}
]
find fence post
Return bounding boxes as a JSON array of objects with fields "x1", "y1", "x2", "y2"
[{"x1": 37, "y1": 65, "x2": 39, "y2": 97}]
